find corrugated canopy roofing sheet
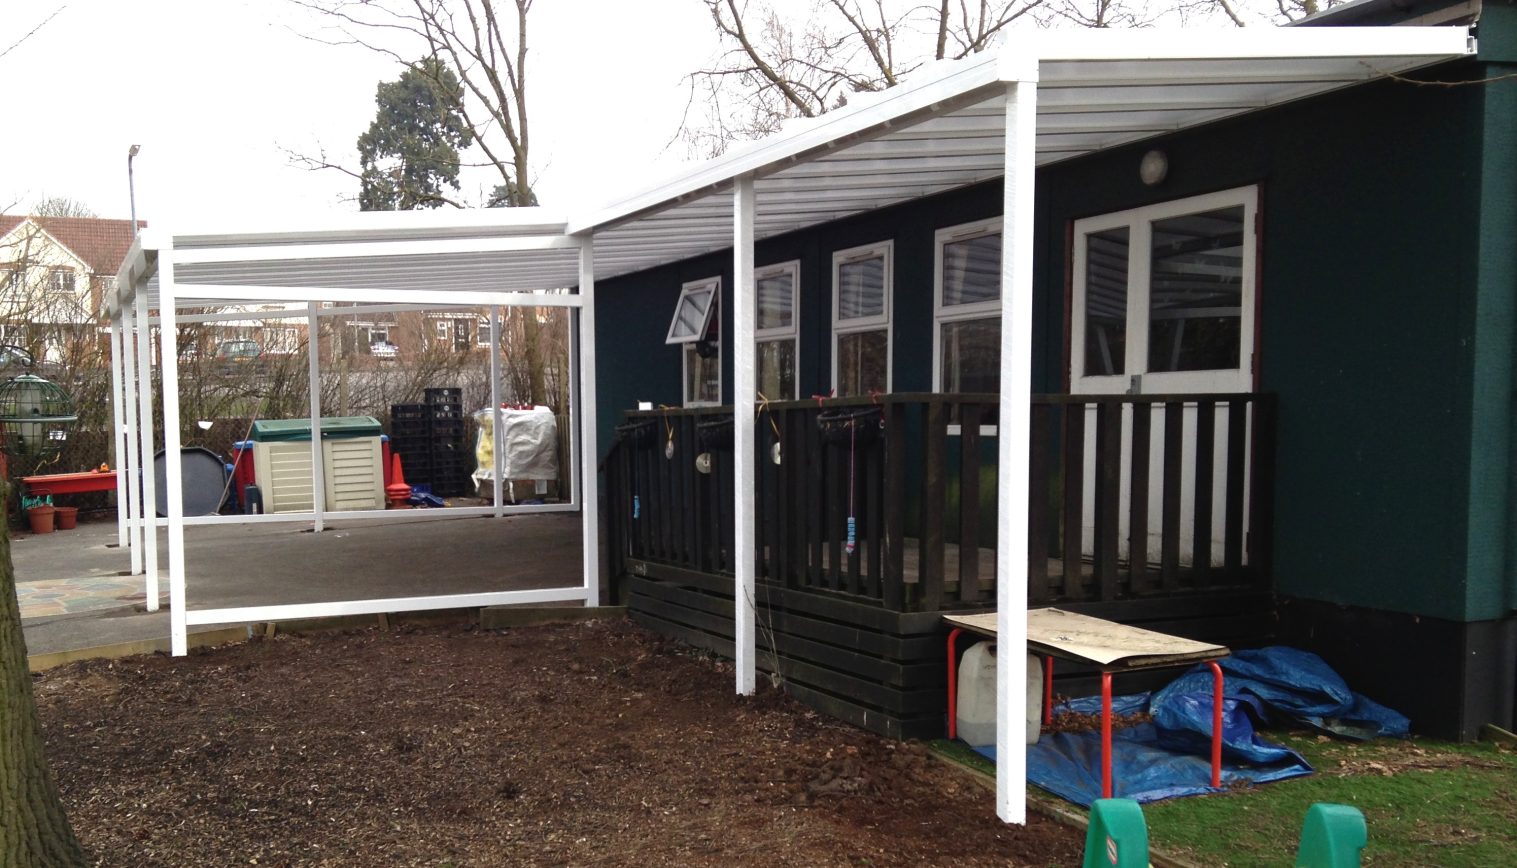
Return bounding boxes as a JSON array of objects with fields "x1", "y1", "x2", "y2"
[{"x1": 124, "y1": 26, "x2": 1472, "y2": 311}]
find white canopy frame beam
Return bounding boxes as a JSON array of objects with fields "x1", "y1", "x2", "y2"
[
  {"x1": 108, "y1": 310, "x2": 128, "y2": 549},
  {"x1": 110, "y1": 224, "x2": 596, "y2": 657},
  {"x1": 121, "y1": 296, "x2": 144, "y2": 575},
  {"x1": 995, "y1": 70, "x2": 1038, "y2": 827},
  {"x1": 135, "y1": 267, "x2": 159, "y2": 603},
  {"x1": 158, "y1": 284, "x2": 583, "y2": 308},
  {"x1": 734, "y1": 178, "x2": 757, "y2": 696},
  {"x1": 577, "y1": 239, "x2": 600, "y2": 606},
  {"x1": 306, "y1": 303, "x2": 327, "y2": 534},
  {"x1": 147, "y1": 302, "x2": 497, "y2": 327}
]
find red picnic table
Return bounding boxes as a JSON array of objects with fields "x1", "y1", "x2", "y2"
[{"x1": 945, "y1": 608, "x2": 1230, "y2": 799}]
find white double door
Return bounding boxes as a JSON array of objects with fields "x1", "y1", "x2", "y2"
[{"x1": 1068, "y1": 186, "x2": 1258, "y2": 569}]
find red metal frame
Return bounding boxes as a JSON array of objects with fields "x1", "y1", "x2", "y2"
[
  {"x1": 946, "y1": 627, "x2": 963, "y2": 739},
  {"x1": 946, "y1": 629, "x2": 1227, "y2": 799}
]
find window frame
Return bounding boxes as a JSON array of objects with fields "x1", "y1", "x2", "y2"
[
  {"x1": 931, "y1": 217, "x2": 1002, "y2": 394},
  {"x1": 665, "y1": 277, "x2": 720, "y2": 345},
  {"x1": 1070, "y1": 185, "x2": 1258, "y2": 393},
  {"x1": 831, "y1": 241, "x2": 893, "y2": 395},
  {"x1": 755, "y1": 259, "x2": 800, "y2": 401},
  {"x1": 678, "y1": 276, "x2": 722, "y2": 407}
]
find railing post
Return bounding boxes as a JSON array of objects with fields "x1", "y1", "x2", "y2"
[{"x1": 883, "y1": 401, "x2": 906, "y2": 610}]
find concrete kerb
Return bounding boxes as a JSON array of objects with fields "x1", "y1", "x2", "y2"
[{"x1": 27, "y1": 605, "x2": 629, "y2": 672}]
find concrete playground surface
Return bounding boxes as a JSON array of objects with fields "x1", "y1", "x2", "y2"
[{"x1": 13, "y1": 510, "x2": 587, "y2": 658}]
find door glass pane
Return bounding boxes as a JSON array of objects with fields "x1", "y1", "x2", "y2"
[
  {"x1": 942, "y1": 233, "x2": 1001, "y2": 307},
  {"x1": 1084, "y1": 226, "x2": 1129, "y2": 377},
  {"x1": 758, "y1": 338, "x2": 796, "y2": 400},
  {"x1": 940, "y1": 317, "x2": 1000, "y2": 394},
  {"x1": 837, "y1": 256, "x2": 885, "y2": 320},
  {"x1": 836, "y1": 329, "x2": 887, "y2": 396},
  {"x1": 685, "y1": 344, "x2": 721, "y2": 404},
  {"x1": 1148, "y1": 206, "x2": 1244, "y2": 373},
  {"x1": 757, "y1": 272, "x2": 793, "y2": 331}
]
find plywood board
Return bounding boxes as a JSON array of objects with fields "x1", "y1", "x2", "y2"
[{"x1": 944, "y1": 608, "x2": 1228, "y2": 669}]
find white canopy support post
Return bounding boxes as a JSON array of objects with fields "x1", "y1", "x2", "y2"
[
  {"x1": 122, "y1": 296, "x2": 144, "y2": 575},
  {"x1": 135, "y1": 273, "x2": 159, "y2": 602},
  {"x1": 489, "y1": 306, "x2": 504, "y2": 515},
  {"x1": 108, "y1": 311, "x2": 128, "y2": 548},
  {"x1": 307, "y1": 304, "x2": 326, "y2": 533},
  {"x1": 577, "y1": 239, "x2": 600, "y2": 607},
  {"x1": 734, "y1": 176, "x2": 757, "y2": 695},
  {"x1": 995, "y1": 73, "x2": 1038, "y2": 826},
  {"x1": 567, "y1": 296, "x2": 581, "y2": 516},
  {"x1": 158, "y1": 248, "x2": 190, "y2": 656}
]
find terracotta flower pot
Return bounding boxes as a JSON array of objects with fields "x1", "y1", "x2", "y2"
[
  {"x1": 26, "y1": 504, "x2": 56, "y2": 534},
  {"x1": 54, "y1": 506, "x2": 78, "y2": 530}
]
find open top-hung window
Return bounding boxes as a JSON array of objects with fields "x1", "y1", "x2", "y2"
[
  {"x1": 935, "y1": 218, "x2": 1001, "y2": 395},
  {"x1": 833, "y1": 242, "x2": 892, "y2": 397},
  {"x1": 756, "y1": 261, "x2": 799, "y2": 400},
  {"x1": 667, "y1": 277, "x2": 721, "y2": 406}
]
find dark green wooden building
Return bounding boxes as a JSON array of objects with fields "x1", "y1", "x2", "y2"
[{"x1": 591, "y1": 2, "x2": 1516, "y2": 741}]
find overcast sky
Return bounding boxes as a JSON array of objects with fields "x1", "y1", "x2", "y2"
[
  {"x1": 1, "y1": 0, "x2": 718, "y2": 228},
  {"x1": 2, "y1": 0, "x2": 1271, "y2": 230}
]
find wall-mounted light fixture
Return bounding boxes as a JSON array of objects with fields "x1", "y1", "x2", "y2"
[{"x1": 1139, "y1": 149, "x2": 1168, "y2": 187}]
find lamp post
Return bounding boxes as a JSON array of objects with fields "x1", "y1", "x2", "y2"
[{"x1": 127, "y1": 144, "x2": 141, "y2": 235}]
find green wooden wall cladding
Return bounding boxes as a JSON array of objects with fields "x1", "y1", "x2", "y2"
[{"x1": 594, "y1": 59, "x2": 1499, "y2": 622}]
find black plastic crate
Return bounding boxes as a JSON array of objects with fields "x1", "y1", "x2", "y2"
[
  {"x1": 424, "y1": 388, "x2": 462, "y2": 405},
  {"x1": 427, "y1": 404, "x2": 464, "y2": 421},
  {"x1": 390, "y1": 403, "x2": 429, "y2": 421}
]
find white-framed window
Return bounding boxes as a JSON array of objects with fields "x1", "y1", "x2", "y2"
[
  {"x1": 755, "y1": 260, "x2": 799, "y2": 401},
  {"x1": 476, "y1": 317, "x2": 492, "y2": 347},
  {"x1": 933, "y1": 218, "x2": 1002, "y2": 395},
  {"x1": 434, "y1": 320, "x2": 450, "y2": 343},
  {"x1": 832, "y1": 241, "x2": 892, "y2": 397},
  {"x1": 666, "y1": 276, "x2": 722, "y2": 406},
  {"x1": 48, "y1": 268, "x2": 75, "y2": 294},
  {"x1": 1071, "y1": 186, "x2": 1257, "y2": 395}
]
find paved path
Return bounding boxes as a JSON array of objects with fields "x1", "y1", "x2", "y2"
[{"x1": 13, "y1": 510, "x2": 586, "y2": 654}]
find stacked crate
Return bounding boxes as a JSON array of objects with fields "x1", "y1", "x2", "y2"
[{"x1": 389, "y1": 387, "x2": 471, "y2": 497}]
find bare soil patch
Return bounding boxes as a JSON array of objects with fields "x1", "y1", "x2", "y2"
[{"x1": 35, "y1": 619, "x2": 1081, "y2": 867}]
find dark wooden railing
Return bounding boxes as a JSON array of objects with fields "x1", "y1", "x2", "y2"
[{"x1": 605, "y1": 392, "x2": 1275, "y2": 613}]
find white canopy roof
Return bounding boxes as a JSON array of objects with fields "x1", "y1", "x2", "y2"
[{"x1": 115, "y1": 25, "x2": 1473, "y2": 313}]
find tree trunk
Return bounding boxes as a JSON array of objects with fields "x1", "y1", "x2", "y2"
[
  {"x1": 0, "y1": 488, "x2": 87, "y2": 867},
  {"x1": 522, "y1": 313, "x2": 546, "y2": 407}
]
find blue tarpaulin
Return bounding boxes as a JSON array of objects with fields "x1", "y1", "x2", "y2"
[{"x1": 966, "y1": 647, "x2": 1407, "y2": 807}]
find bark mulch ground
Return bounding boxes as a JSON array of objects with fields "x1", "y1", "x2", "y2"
[{"x1": 35, "y1": 618, "x2": 1083, "y2": 867}]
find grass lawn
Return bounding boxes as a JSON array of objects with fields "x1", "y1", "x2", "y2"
[
  {"x1": 933, "y1": 732, "x2": 1517, "y2": 866},
  {"x1": 1144, "y1": 732, "x2": 1517, "y2": 866}
]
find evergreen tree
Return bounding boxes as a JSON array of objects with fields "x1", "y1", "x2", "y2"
[{"x1": 357, "y1": 57, "x2": 473, "y2": 210}]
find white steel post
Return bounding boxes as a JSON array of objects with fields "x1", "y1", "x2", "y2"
[
  {"x1": 567, "y1": 301, "x2": 580, "y2": 513},
  {"x1": 158, "y1": 248, "x2": 189, "y2": 655},
  {"x1": 307, "y1": 304, "x2": 326, "y2": 533},
  {"x1": 995, "y1": 74, "x2": 1038, "y2": 826},
  {"x1": 122, "y1": 296, "x2": 144, "y2": 575},
  {"x1": 489, "y1": 306, "x2": 504, "y2": 514},
  {"x1": 108, "y1": 311, "x2": 128, "y2": 548},
  {"x1": 135, "y1": 273, "x2": 159, "y2": 604},
  {"x1": 577, "y1": 240, "x2": 600, "y2": 607},
  {"x1": 733, "y1": 176, "x2": 757, "y2": 695}
]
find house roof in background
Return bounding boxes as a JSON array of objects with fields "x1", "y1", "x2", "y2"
[{"x1": 1, "y1": 215, "x2": 146, "y2": 276}]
